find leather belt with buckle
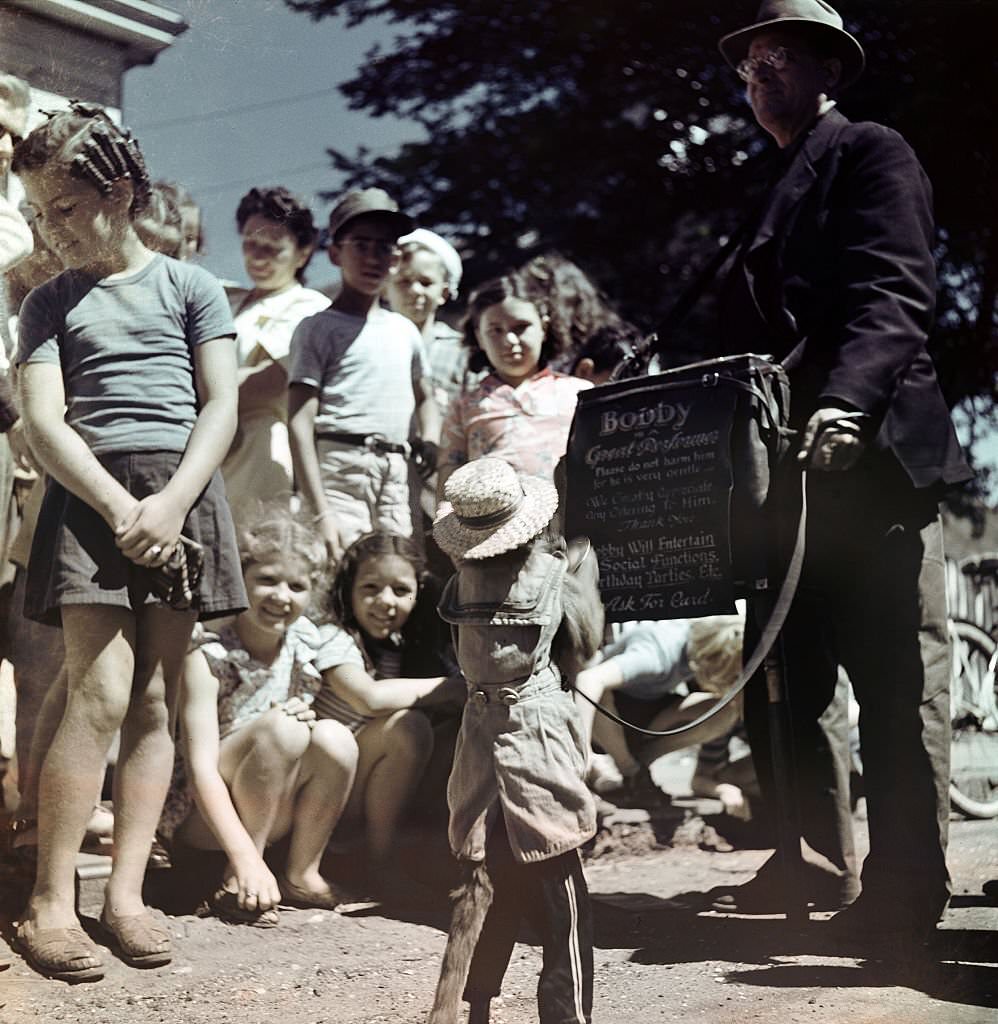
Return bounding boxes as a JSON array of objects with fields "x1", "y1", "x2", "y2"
[{"x1": 316, "y1": 431, "x2": 410, "y2": 457}]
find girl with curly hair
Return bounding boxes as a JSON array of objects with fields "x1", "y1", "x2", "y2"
[
  {"x1": 12, "y1": 102, "x2": 244, "y2": 981},
  {"x1": 163, "y1": 504, "x2": 356, "y2": 926},
  {"x1": 436, "y1": 275, "x2": 593, "y2": 502}
]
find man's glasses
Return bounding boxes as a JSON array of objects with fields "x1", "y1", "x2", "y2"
[
  {"x1": 338, "y1": 237, "x2": 400, "y2": 258},
  {"x1": 736, "y1": 46, "x2": 797, "y2": 82}
]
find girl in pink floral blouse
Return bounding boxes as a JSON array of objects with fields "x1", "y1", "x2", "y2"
[{"x1": 436, "y1": 275, "x2": 592, "y2": 502}]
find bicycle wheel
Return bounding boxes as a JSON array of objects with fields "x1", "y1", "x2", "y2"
[{"x1": 948, "y1": 618, "x2": 998, "y2": 818}]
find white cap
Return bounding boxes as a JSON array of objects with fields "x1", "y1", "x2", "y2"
[{"x1": 398, "y1": 227, "x2": 463, "y2": 295}]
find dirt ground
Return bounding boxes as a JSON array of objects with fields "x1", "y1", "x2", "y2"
[{"x1": 2, "y1": 793, "x2": 995, "y2": 1024}]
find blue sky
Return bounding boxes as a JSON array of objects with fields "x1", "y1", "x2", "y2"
[{"x1": 123, "y1": 0, "x2": 415, "y2": 286}]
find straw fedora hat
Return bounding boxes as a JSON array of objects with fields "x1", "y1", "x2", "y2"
[
  {"x1": 719, "y1": 0, "x2": 865, "y2": 89},
  {"x1": 433, "y1": 458, "x2": 558, "y2": 561}
]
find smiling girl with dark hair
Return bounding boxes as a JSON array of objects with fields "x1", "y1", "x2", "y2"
[
  {"x1": 314, "y1": 531, "x2": 464, "y2": 895},
  {"x1": 221, "y1": 185, "x2": 329, "y2": 521}
]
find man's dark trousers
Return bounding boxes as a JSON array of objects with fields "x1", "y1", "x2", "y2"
[{"x1": 745, "y1": 464, "x2": 951, "y2": 922}]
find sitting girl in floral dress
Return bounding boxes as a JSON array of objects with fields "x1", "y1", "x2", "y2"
[{"x1": 161, "y1": 505, "x2": 355, "y2": 925}]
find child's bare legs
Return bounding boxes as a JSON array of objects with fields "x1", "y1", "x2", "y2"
[
  {"x1": 10, "y1": 567, "x2": 65, "y2": 796},
  {"x1": 103, "y1": 605, "x2": 195, "y2": 921},
  {"x1": 14, "y1": 666, "x2": 69, "y2": 829},
  {"x1": 349, "y1": 709, "x2": 433, "y2": 869},
  {"x1": 284, "y1": 719, "x2": 357, "y2": 893},
  {"x1": 572, "y1": 661, "x2": 610, "y2": 755},
  {"x1": 178, "y1": 712, "x2": 357, "y2": 897},
  {"x1": 638, "y1": 691, "x2": 741, "y2": 764},
  {"x1": 27, "y1": 606, "x2": 138, "y2": 931},
  {"x1": 587, "y1": 687, "x2": 741, "y2": 780},
  {"x1": 219, "y1": 708, "x2": 314, "y2": 852},
  {"x1": 13, "y1": 665, "x2": 111, "y2": 846},
  {"x1": 590, "y1": 697, "x2": 642, "y2": 778},
  {"x1": 574, "y1": 659, "x2": 642, "y2": 777}
]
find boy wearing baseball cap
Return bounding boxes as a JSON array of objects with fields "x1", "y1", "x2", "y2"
[{"x1": 288, "y1": 188, "x2": 441, "y2": 559}]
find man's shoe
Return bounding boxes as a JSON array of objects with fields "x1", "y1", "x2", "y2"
[
  {"x1": 823, "y1": 895, "x2": 942, "y2": 957},
  {"x1": 600, "y1": 767, "x2": 671, "y2": 810},
  {"x1": 711, "y1": 859, "x2": 859, "y2": 914}
]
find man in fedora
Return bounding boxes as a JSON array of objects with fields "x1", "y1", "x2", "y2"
[{"x1": 711, "y1": 1, "x2": 972, "y2": 944}]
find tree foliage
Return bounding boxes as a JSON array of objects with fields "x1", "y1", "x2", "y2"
[{"x1": 287, "y1": 0, "x2": 997, "y2": 416}]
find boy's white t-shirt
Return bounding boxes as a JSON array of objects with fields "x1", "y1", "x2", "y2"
[{"x1": 288, "y1": 306, "x2": 428, "y2": 445}]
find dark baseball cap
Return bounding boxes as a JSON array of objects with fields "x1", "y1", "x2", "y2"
[{"x1": 327, "y1": 188, "x2": 414, "y2": 243}]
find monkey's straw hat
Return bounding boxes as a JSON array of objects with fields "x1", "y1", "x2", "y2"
[
  {"x1": 719, "y1": 0, "x2": 865, "y2": 89},
  {"x1": 433, "y1": 457, "x2": 558, "y2": 561}
]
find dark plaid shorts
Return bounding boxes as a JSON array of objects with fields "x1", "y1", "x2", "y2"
[{"x1": 25, "y1": 450, "x2": 247, "y2": 626}]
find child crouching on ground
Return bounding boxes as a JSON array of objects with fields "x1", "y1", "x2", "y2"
[
  {"x1": 428, "y1": 457, "x2": 603, "y2": 1024},
  {"x1": 313, "y1": 531, "x2": 465, "y2": 900},
  {"x1": 161, "y1": 504, "x2": 355, "y2": 926}
]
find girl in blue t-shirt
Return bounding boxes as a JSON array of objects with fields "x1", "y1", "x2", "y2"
[{"x1": 12, "y1": 103, "x2": 245, "y2": 983}]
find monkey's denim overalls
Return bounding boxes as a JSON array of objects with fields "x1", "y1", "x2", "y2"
[{"x1": 439, "y1": 544, "x2": 596, "y2": 864}]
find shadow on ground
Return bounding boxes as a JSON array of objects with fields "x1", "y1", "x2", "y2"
[
  {"x1": 588, "y1": 891, "x2": 997, "y2": 1013},
  {"x1": 726, "y1": 960, "x2": 997, "y2": 1011}
]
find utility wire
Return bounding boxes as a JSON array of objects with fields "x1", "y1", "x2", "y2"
[
  {"x1": 134, "y1": 86, "x2": 343, "y2": 132},
  {"x1": 193, "y1": 161, "x2": 335, "y2": 196}
]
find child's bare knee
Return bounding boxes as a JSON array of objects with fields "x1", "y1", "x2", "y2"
[
  {"x1": 68, "y1": 682, "x2": 131, "y2": 737},
  {"x1": 309, "y1": 719, "x2": 359, "y2": 772},
  {"x1": 253, "y1": 707, "x2": 312, "y2": 762},
  {"x1": 126, "y1": 687, "x2": 172, "y2": 734},
  {"x1": 388, "y1": 709, "x2": 434, "y2": 759}
]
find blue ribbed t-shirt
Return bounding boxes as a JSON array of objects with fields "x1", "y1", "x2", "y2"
[{"x1": 16, "y1": 254, "x2": 234, "y2": 454}]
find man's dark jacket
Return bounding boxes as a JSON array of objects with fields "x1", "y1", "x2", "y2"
[{"x1": 720, "y1": 107, "x2": 971, "y2": 493}]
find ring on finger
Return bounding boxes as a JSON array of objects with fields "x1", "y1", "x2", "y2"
[{"x1": 148, "y1": 544, "x2": 163, "y2": 558}]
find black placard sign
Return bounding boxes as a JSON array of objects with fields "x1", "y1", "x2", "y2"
[{"x1": 565, "y1": 374, "x2": 739, "y2": 622}]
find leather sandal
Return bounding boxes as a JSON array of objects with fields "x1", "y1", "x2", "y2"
[
  {"x1": 198, "y1": 887, "x2": 279, "y2": 928},
  {"x1": 99, "y1": 909, "x2": 172, "y2": 968},
  {"x1": 277, "y1": 873, "x2": 345, "y2": 910},
  {"x1": 15, "y1": 919, "x2": 105, "y2": 983}
]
